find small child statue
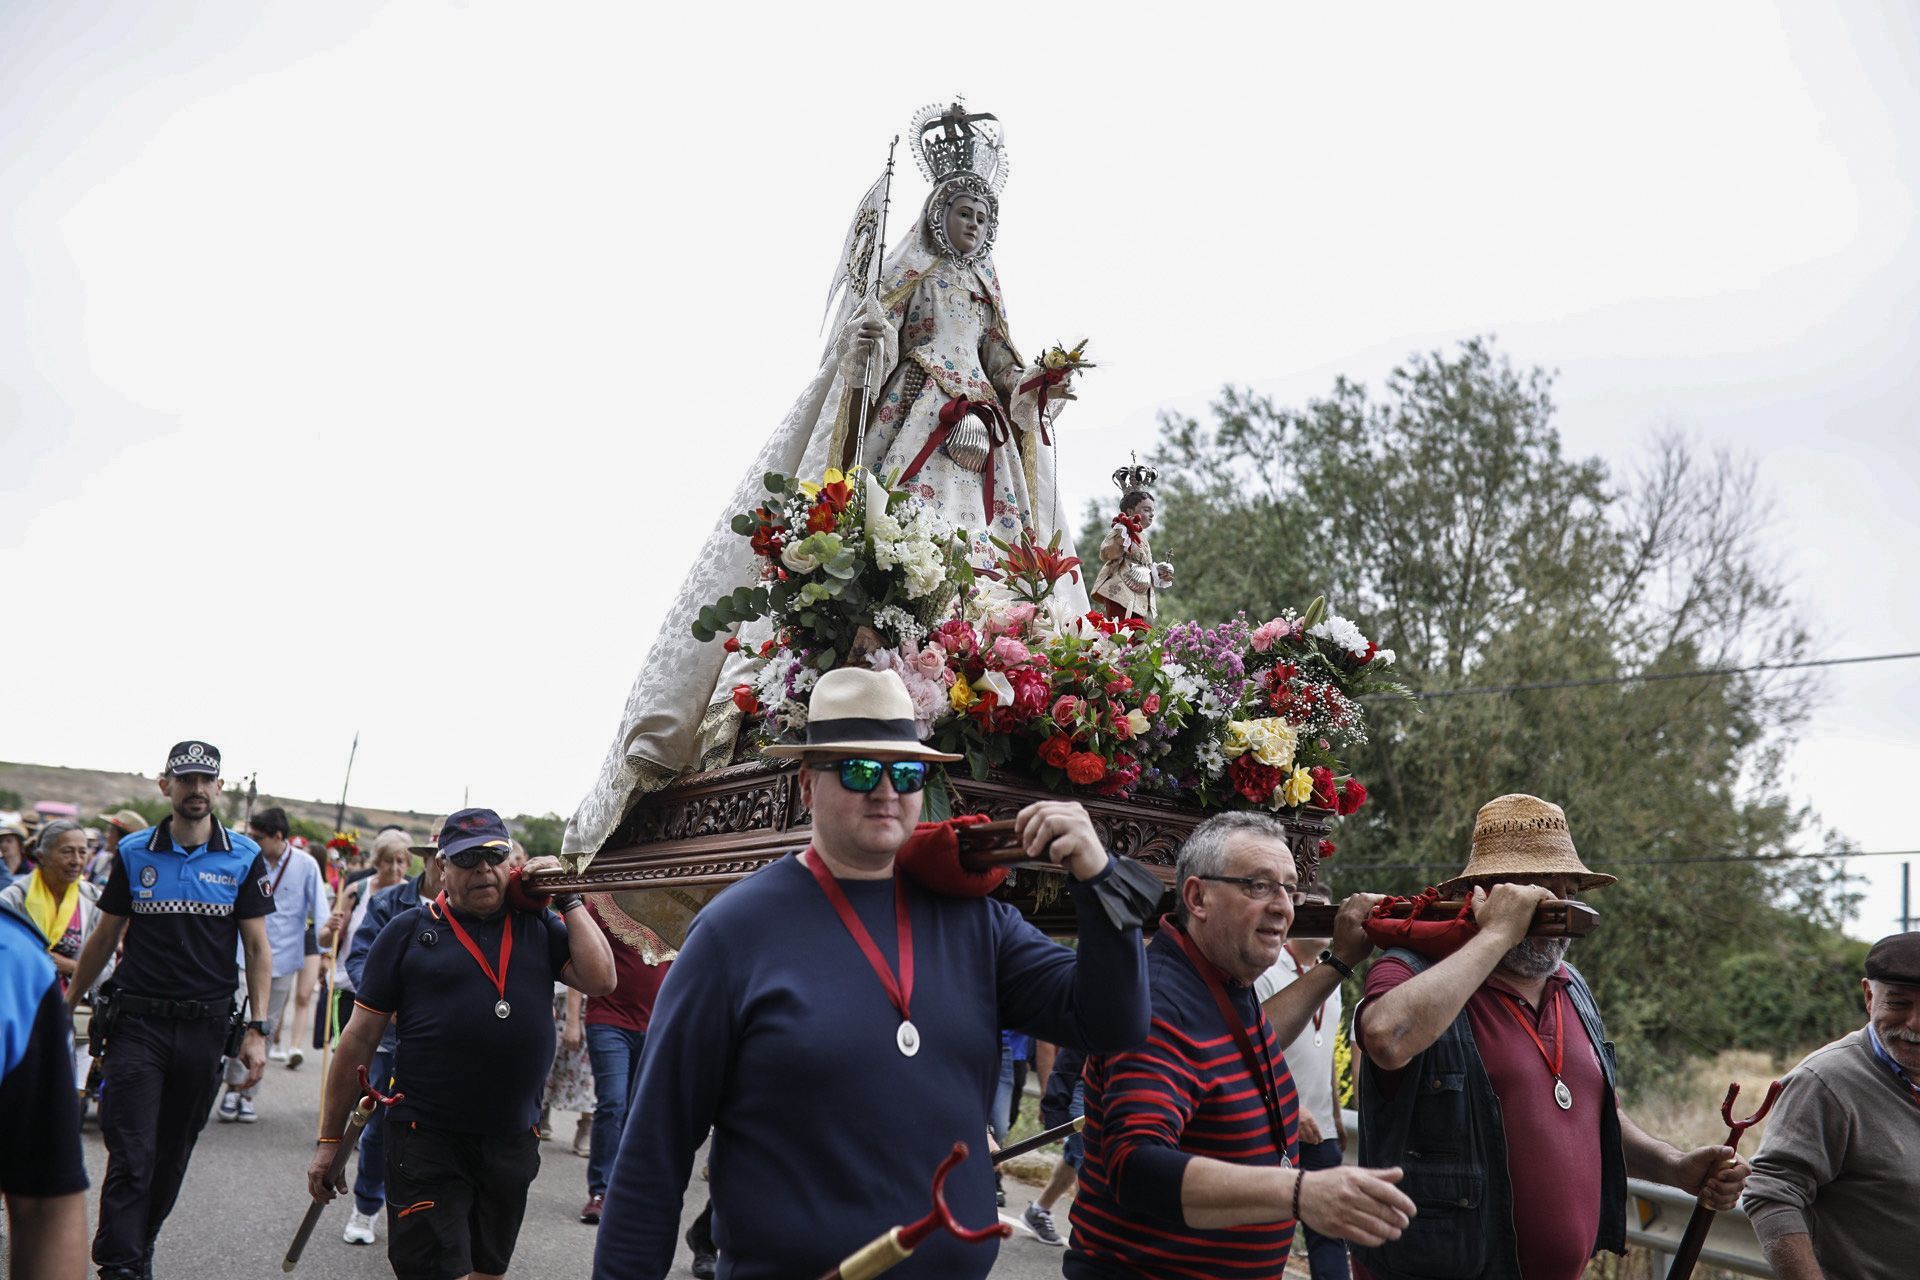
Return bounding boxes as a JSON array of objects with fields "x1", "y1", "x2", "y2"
[{"x1": 1089, "y1": 458, "x2": 1174, "y2": 623}]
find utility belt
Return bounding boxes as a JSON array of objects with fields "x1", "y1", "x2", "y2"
[
  {"x1": 91, "y1": 989, "x2": 245, "y2": 1059},
  {"x1": 114, "y1": 993, "x2": 235, "y2": 1020}
]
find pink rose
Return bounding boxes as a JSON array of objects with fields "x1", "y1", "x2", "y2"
[
  {"x1": 990, "y1": 636, "x2": 1032, "y2": 668},
  {"x1": 1052, "y1": 695, "x2": 1081, "y2": 723},
  {"x1": 1250, "y1": 619, "x2": 1288, "y2": 653},
  {"x1": 1142, "y1": 693, "x2": 1161, "y2": 715}
]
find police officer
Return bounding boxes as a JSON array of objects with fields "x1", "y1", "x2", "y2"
[{"x1": 67, "y1": 740, "x2": 276, "y2": 1280}]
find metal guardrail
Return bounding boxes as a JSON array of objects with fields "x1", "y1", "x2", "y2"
[{"x1": 1336, "y1": 1111, "x2": 1773, "y2": 1277}]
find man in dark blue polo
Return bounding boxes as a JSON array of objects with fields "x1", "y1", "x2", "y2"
[
  {"x1": 309, "y1": 808, "x2": 616, "y2": 1280},
  {"x1": 66, "y1": 739, "x2": 275, "y2": 1280}
]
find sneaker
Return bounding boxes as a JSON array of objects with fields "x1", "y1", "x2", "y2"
[
  {"x1": 286, "y1": 1048, "x2": 304, "y2": 1070},
  {"x1": 995, "y1": 1174, "x2": 1006, "y2": 1208},
  {"x1": 267, "y1": 1045, "x2": 288, "y2": 1063},
  {"x1": 235, "y1": 1097, "x2": 258, "y2": 1124},
  {"x1": 217, "y1": 1091, "x2": 241, "y2": 1122},
  {"x1": 342, "y1": 1210, "x2": 377, "y2": 1245},
  {"x1": 1023, "y1": 1202, "x2": 1065, "y2": 1246},
  {"x1": 579, "y1": 1194, "x2": 604, "y2": 1224}
]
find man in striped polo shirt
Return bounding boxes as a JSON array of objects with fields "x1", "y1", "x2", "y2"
[{"x1": 1068, "y1": 812, "x2": 1415, "y2": 1278}]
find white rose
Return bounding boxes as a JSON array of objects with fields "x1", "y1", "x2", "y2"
[{"x1": 781, "y1": 541, "x2": 824, "y2": 574}]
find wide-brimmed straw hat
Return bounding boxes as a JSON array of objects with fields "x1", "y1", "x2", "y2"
[
  {"x1": 762, "y1": 668, "x2": 962, "y2": 763},
  {"x1": 1438, "y1": 793, "x2": 1617, "y2": 895}
]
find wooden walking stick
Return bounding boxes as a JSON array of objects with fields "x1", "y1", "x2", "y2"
[
  {"x1": 814, "y1": 1143, "x2": 1009, "y2": 1280},
  {"x1": 1664, "y1": 1078, "x2": 1781, "y2": 1280},
  {"x1": 283, "y1": 1064, "x2": 404, "y2": 1272},
  {"x1": 991, "y1": 1116, "x2": 1085, "y2": 1166}
]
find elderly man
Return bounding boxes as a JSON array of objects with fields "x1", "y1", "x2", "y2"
[
  {"x1": 1352, "y1": 794, "x2": 1750, "y2": 1280},
  {"x1": 309, "y1": 808, "x2": 615, "y2": 1280},
  {"x1": 1066, "y1": 812, "x2": 1413, "y2": 1279},
  {"x1": 1741, "y1": 931, "x2": 1920, "y2": 1280},
  {"x1": 592, "y1": 667, "x2": 1152, "y2": 1280}
]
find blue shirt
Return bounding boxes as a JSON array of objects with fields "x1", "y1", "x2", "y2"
[
  {"x1": 0, "y1": 911, "x2": 86, "y2": 1197},
  {"x1": 1867, "y1": 1023, "x2": 1920, "y2": 1102},
  {"x1": 349, "y1": 874, "x2": 426, "y2": 1056},
  {"x1": 591, "y1": 853, "x2": 1151, "y2": 1280},
  {"x1": 355, "y1": 898, "x2": 573, "y2": 1136},
  {"x1": 100, "y1": 817, "x2": 271, "y2": 1003},
  {"x1": 249, "y1": 849, "x2": 327, "y2": 976}
]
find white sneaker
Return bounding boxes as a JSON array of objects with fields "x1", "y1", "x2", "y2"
[
  {"x1": 267, "y1": 1046, "x2": 288, "y2": 1063},
  {"x1": 217, "y1": 1091, "x2": 241, "y2": 1122},
  {"x1": 342, "y1": 1210, "x2": 377, "y2": 1245},
  {"x1": 286, "y1": 1048, "x2": 304, "y2": 1070},
  {"x1": 235, "y1": 1097, "x2": 258, "y2": 1124}
]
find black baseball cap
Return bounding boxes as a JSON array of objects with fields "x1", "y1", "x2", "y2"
[
  {"x1": 165, "y1": 740, "x2": 222, "y2": 777},
  {"x1": 1865, "y1": 932, "x2": 1920, "y2": 987},
  {"x1": 437, "y1": 808, "x2": 512, "y2": 860}
]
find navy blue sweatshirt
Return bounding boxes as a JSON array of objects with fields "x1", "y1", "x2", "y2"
[{"x1": 591, "y1": 852, "x2": 1151, "y2": 1280}]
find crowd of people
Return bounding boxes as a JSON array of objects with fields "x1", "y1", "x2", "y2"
[{"x1": 1, "y1": 680, "x2": 1916, "y2": 1280}]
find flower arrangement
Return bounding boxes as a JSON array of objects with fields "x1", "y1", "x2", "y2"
[
  {"x1": 698, "y1": 470, "x2": 1408, "y2": 842},
  {"x1": 325, "y1": 831, "x2": 360, "y2": 859}
]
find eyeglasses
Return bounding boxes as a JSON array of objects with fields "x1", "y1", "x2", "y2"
[
  {"x1": 1197, "y1": 874, "x2": 1307, "y2": 904},
  {"x1": 444, "y1": 846, "x2": 510, "y2": 869},
  {"x1": 810, "y1": 758, "x2": 929, "y2": 795}
]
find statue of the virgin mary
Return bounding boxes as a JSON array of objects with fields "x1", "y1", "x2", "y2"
[{"x1": 565, "y1": 101, "x2": 1088, "y2": 863}]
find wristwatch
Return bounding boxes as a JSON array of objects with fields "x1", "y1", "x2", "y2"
[
  {"x1": 246, "y1": 1019, "x2": 272, "y2": 1036},
  {"x1": 551, "y1": 894, "x2": 583, "y2": 915},
  {"x1": 1317, "y1": 949, "x2": 1354, "y2": 980}
]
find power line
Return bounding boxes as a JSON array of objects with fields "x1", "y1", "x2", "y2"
[
  {"x1": 1359, "y1": 649, "x2": 1920, "y2": 703},
  {"x1": 1331, "y1": 848, "x2": 1916, "y2": 874}
]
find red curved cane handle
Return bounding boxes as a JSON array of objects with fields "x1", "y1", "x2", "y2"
[
  {"x1": 896, "y1": 1143, "x2": 1013, "y2": 1250},
  {"x1": 357, "y1": 1063, "x2": 405, "y2": 1109},
  {"x1": 1718, "y1": 1079, "x2": 1783, "y2": 1147}
]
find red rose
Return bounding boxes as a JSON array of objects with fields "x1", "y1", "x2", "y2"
[
  {"x1": 1112, "y1": 709, "x2": 1134, "y2": 741},
  {"x1": 758, "y1": 638, "x2": 778, "y2": 657},
  {"x1": 1310, "y1": 765, "x2": 1337, "y2": 808},
  {"x1": 932, "y1": 620, "x2": 979, "y2": 658},
  {"x1": 1142, "y1": 693, "x2": 1161, "y2": 715},
  {"x1": 1038, "y1": 734, "x2": 1074, "y2": 768},
  {"x1": 723, "y1": 635, "x2": 742, "y2": 653},
  {"x1": 1228, "y1": 755, "x2": 1285, "y2": 807},
  {"x1": 1119, "y1": 616, "x2": 1150, "y2": 635},
  {"x1": 1010, "y1": 669, "x2": 1050, "y2": 719},
  {"x1": 1065, "y1": 752, "x2": 1109, "y2": 785},
  {"x1": 1105, "y1": 675, "x2": 1133, "y2": 695},
  {"x1": 1317, "y1": 839, "x2": 1337, "y2": 860},
  {"x1": 1093, "y1": 753, "x2": 1141, "y2": 797},
  {"x1": 1338, "y1": 778, "x2": 1369, "y2": 815},
  {"x1": 730, "y1": 684, "x2": 759, "y2": 715},
  {"x1": 1081, "y1": 611, "x2": 1117, "y2": 636}
]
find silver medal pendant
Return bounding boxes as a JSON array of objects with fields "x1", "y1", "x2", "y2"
[
  {"x1": 1314, "y1": 1033, "x2": 1324, "y2": 1048},
  {"x1": 494, "y1": 999, "x2": 511, "y2": 1020},
  {"x1": 896, "y1": 1019, "x2": 920, "y2": 1057},
  {"x1": 1553, "y1": 1078, "x2": 1572, "y2": 1110}
]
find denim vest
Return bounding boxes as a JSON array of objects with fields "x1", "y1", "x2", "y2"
[{"x1": 1352, "y1": 949, "x2": 1626, "y2": 1280}]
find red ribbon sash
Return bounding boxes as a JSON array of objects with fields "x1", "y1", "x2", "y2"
[
  {"x1": 900, "y1": 396, "x2": 1013, "y2": 526},
  {"x1": 1167, "y1": 924, "x2": 1292, "y2": 1163},
  {"x1": 1496, "y1": 984, "x2": 1567, "y2": 1083},
  {"x1": 1289, "y1": 952, "x2": 1325, "y2": 1034},
  {"x1": 801, "y1": 849, "x2": 914, "y2": 1024},
  {"x1": 434, "y1": 890, "x2": 514, "y2": 1004}
]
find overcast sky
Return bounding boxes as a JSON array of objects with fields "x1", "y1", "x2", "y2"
[{"x1": 4, "y1": 2, "x2": 1914, "y2": 938}]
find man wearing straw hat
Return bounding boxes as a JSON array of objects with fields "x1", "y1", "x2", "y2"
[
  {"x1": 1350, "y1": 794, "x2": 1752, "y2": 1280},
  {"x1": 592, "y1": 667, "x2": 1153, "y2": 1280}
]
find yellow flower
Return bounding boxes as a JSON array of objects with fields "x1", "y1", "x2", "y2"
[
  {"x1": 1248, "y1": 719, "x2": 1297, "y2": 770},
  {"x1": 798, "y1": 467, "x2": 850, "y2": 498},
  {"x1": 1283, "y1": 766, "x2": 1313, "y2": 807},
  {"x1": 949, "y1": 679, "x2": 976, "y2": 712},
  {"x1": 1222, "y1": 721, "x2": 1254, "y2": 759}
]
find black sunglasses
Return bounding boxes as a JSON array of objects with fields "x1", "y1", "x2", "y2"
[
  {"x1": 810, "y1": 758, "x2": 929, "y2": 795},
  {"x1": 444, "y1": 845, "x2": 511, "y2": 869}
]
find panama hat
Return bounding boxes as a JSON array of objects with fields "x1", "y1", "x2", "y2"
[
  {"x1": 1438, "y1": 793, "x2": 1617, "y2": 895},
  {"x1": 762, "y1": 668, "x2": 962, "y2": 763}
]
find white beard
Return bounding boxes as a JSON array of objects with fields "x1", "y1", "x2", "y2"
[{"x1": 1501, "y1": 936, "x2": 1571, "y2": 978}]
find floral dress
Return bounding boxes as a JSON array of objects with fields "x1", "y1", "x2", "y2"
[{"x1": 544, "y1": 983, "x2": 595, "y2": 1113}]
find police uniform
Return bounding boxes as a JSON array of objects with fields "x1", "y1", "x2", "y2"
[{"x1": 93, "y1": 743, "x2": 272, "y2": 1280}]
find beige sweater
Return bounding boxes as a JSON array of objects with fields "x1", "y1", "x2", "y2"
[{"x1": 1741, "y1": 1027, "x2": 1920, "y2": 1280}]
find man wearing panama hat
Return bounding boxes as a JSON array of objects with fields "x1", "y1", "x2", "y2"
[
  {"x1": 592, "y1": 667, "x2": 1153, "y2": 1280},
  {"x1": 1350, "y1": 794, "x2": 1752, "y2": 1280}
]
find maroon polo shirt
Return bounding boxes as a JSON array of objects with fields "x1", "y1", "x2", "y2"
[
  {"x1": 582, "y1": 898, "x2": 671, "y2": 1032},
  {"x1": 1353, "y1": 956, "x2": 1607, "y2": 1280}
]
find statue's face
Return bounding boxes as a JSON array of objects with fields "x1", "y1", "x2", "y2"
[
  {"x1": 944, "y1": 195, "x2": 991, "y2": 256},
  {"x1": 1133, "y1": 497, "x2": 1156, "y2": 528}
]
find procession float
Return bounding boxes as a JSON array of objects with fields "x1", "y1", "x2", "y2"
[{"x1": 540, "y1": 102, "x2": 1407, "y2": 959}]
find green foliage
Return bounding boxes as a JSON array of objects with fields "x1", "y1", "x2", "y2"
[
  {"x1": 0, "y1": 788, "x2": 23, "y2": 809},
  {"x1": 1149, "y1": 337, "x2": 1860, "y2": 1078},
  {"x1": 288, "y1": 814, "x2": 334, "y2": 843},
  {"x1": 512, "y1": 813, "x2": 565, "y2": 860}
]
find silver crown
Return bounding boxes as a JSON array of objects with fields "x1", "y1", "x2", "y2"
[
  {"x1": 910, "y1": 98, "x2": 1009, "y2": 192},
  {"x1": 1112, "y1": 453, "x2": 1158, "y2": 495}
]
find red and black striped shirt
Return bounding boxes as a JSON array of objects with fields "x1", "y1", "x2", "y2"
[{"x1": 1066, "y1": 922, "x2": 1299, "y2": 1279}]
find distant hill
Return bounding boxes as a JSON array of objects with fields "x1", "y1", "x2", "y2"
[{"x1": 0, "y1": 760, "x2": 442, "y2": 840}]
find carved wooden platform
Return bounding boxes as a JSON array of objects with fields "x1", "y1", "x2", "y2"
[{"x1": 551, "y1": 758, "x2": 1334, "y2": 943}]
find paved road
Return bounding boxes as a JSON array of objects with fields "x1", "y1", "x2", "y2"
[{"x1": 12, "y1": 1065, "x2": 1076, "y2": 1278}]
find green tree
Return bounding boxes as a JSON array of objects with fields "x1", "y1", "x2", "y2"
[
  {"x1": 513, "y1": 813, "x2": 565, "y2": 860},
  {"x1": 1145, "y1": 338, "x2": 1857, "y2": 1079}
]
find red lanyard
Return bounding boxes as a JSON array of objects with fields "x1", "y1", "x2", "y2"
[
  {"x1": 1289, "y1": 952, "x2": 1325, "y2": 1033},
  {"x1": 1497, "y1": 985, "x2": 1566, "y2": 1082},
  {"x1": 267, "y1": 851, "x2": 294, "y2": 897},
  {"x1": 1168, "y1": 925, "x2": 1291, "y2": 1160},
  {"x1": 434, "y1": 891, "x2": 514, "y2": 1004},
  {"x1": 801, "y1": 849, "x2": 913, "y2": 1023}
]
